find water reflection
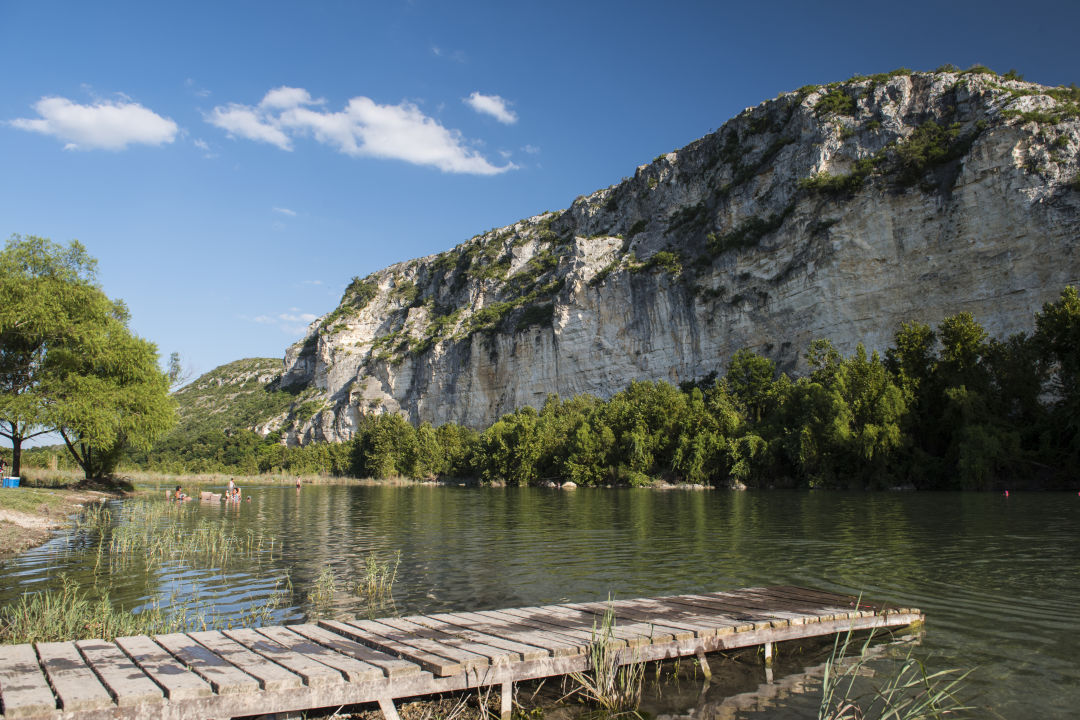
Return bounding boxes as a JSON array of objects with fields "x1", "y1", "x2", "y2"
[{"x1": 0, "y1": 486, "x2": 1076, "y2": 719}]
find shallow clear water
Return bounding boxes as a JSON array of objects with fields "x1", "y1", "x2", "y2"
[{"x1": 1, "y1": 486, "x2": 1076, "y2": 719}]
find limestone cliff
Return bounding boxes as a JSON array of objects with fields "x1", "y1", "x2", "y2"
[{"x1": 270, "y1": 69, "x2": 1080, "y2": 444}]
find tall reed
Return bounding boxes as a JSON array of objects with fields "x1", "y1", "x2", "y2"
[
  {"x1": 348, "y1": 551, "x2": 400, "y2": 603},
  {"x1": 818, "y1": 627, "x2": 973, "y2": 720},
  {"x1": 569, "y1": 603, "x2": 645, "y2": 716},
  {"x1": 0, "y1": 575, "x2": 178, "y2": 644}
]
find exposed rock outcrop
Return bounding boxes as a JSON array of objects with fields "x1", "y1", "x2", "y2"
[{"x1": 270, "y1": 70, "x2": 1080, "y2": 444}]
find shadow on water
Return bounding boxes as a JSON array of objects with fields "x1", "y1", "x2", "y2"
[{"x1": 1, "y1": 485, "x2": 1076, "y2": 719}]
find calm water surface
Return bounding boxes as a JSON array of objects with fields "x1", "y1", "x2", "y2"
[{"x1": 1, "y1": 486, "x2": 1076, "y2": 719}]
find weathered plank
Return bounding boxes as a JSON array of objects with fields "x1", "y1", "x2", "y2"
[
  {"x1": 304, "y1": 622, "x2": 423, "y2": 678},
  {"x1": 379, "y1": 616, "x2": 522, "y2": 666},
  {"x1": 0, "y1": 643, "x2": 56, "y2": 718},
  {"x1": 114, "y1": 634, "x2": 213, "y2": 701},
  {"x1": 223, "y1": 628, "x2": 345, "y2": 688},
  {"x1": 353, "y1": 619, "x2": 494, "y2": 674},
  {"x1": 35, "y1": 641, "x2": 113, "y2": 712},
  {"x1": 189, "y1": 630, "x2": 304, "y2": 691},
  {"x1": 431, "y1": 611, "x2": 584, "y2": 657},
  {"x1": 659, "y1": 595, "x2": 781, "y2": 629},
  {"x1": 75, "y1": 638, "x2": 165, "y2": 707},
  {"x1": 154, "y1": 632, "x2": 261, "y2": 695},
  {"x1": 260, "y1": 626, "x2": 384, "y2": 683},
  {"x1": 403, "y1": 615, "x2": 550, "y2": 662},
  {"x1": 563, "y1": 602, "x2": 697, "y2": 642},
  {"x1": 614, "y1": 597, "x2": 746, "y2": 634},
  {"x1": 331, "y1": 620, "x2": 465, "y2": 676},
  {"x1": 725, "y1": 588, "x2": 854, "y2": 621},
  {"x1": 538, "y1": 604, "x2": 676, "y2": 646},
  {"x1": 684, "y1": 592, "x2": 816, "y2": 626},
  {"x1": 491, "y1": 608, "x2": 627, "y2": 648}
]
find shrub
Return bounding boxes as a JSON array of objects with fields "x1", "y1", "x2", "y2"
[
  {"x1": 815, "y1": 88, "x2": 856, "y2": 117},
  {"x1": 707, "y1": 206, "x2": 793, "y2": 255}
]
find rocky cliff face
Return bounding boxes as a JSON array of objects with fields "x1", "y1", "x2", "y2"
[{"x1": 269, "y1": 70, "x2": 1080, "y2": 444}]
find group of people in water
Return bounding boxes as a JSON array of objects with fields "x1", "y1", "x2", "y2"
[
  {"x1": 170, "y1": 479, "x2": 249, "y2": 503},
  {"x1": 169, "y1": 478, "x2": 303, "y2": 503}
]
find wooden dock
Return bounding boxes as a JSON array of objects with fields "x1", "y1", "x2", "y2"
[{"x1": 0, "y1": 586, "x2": 922, "y2": 720}]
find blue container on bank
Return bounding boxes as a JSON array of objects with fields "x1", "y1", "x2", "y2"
[{"x1": 1, "y1": 477, "x2": 19, "y2": 488}]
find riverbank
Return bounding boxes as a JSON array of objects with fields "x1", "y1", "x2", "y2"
[{"x1": 0, "y1": 470, "x2": 122, "y2": 556}]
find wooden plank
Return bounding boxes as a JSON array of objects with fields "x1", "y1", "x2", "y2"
[
  {"x1": 540, "y1": 604, "x2": 677, "y2": 646},
  {"x1": 223, "y1": 628, "x2": 345, "y2": 688},
  {"x1": 189, "y1": 630, "x2": 304, "y2": 691},
  {"x1": 402, "y1": 615, "x2": 549, "y2": 662},
  {"x1": 304, "y1": 622, "x2": 423, "y2": 678},
  {"x1": 154, "y1": 632, "x2": 261, "y2": 695},
  {"x1": 115, "y1": 635, "x2": 212, "y2": 701},
  {"x1": 341, "y1": 619, "x2": 470, "y2": 676},
  {"x1": 75, "y1": 638, "x2": 165, "y2": 707},
  {"x1": 768, "y1": 586, "x2": 891, "y2": 615},
  {"x1": 374, "y1": 616, "x2": 517, "y2": 666},
  {"x1": 726, "y1": 588, "x2": 854, "y2": 621},
  {"x1": 260, "y1": 626, "x2": 384, "y2": 683},
  {"x1": 564, "y1": 602, "x2": 697, "y2": 642},
  {"x1": 659, "y1": 595, "x2": 783, "y2": 629},
  {"x1": 35, "y1": 641, "x2": 113, "y2": 712},
  {"x1": 0, "y1": 643, "x2": 56, "y2": 718},
  {"x1": 430, "y1": 611, "x2": 584, "y2": 657},
  {"x1": 494, "y1": 608, "x2": 628, "y2": 648},
  {"x1": 684, "y1": 592, "x2": 814, "y2": 626},
  {"x1": 614, "y1": 597, "x2": 747, "y2": 634}
]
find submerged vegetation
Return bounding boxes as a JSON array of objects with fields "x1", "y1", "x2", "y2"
[{"x1": 116, "y1": 288, "x2": 1080, "y2": 491}]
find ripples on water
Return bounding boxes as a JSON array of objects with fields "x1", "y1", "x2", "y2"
[{"x1": 0, "y1": 487, "x2": 1076, "y2": 719}]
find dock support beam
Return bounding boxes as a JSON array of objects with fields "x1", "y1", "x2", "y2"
[
  {"x1": 501, "y1": 681, "x2": 513, "y2": 720},
  {"x1": 695, "y1": 648, "x2": 712, "y2": 680},
  {"x1": 764, "y1": 642, "x2": 773, "y2": 667},
  {"x1": 379, "y1": 697, "x2": 402, "y2": 720}
]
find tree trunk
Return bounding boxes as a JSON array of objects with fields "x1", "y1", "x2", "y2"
[{"x1": 10, "y1": 435, "x2": 21, "y2": 478}]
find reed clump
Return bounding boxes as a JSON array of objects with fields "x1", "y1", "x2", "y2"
[
  {"x1": 105, "y1": 499, "x2": 277, "y2": 569},
  {"x1": 0, "y1": 575, "x2": 178, "y2": 644},
  {"x1": 348, "y1": 550, "x2": 400, "y2": 602},
  {"x1": 818, "y1": 628, "x2": 973, "y2": 720},
  {"x1": 569, "y1": 603, "x2": 645, "y2": 716}
]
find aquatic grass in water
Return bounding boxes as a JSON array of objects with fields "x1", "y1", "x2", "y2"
[
  {"x1": 569, "y1": 602, "x2": 645, "y2": 716},
  {"x1": 0, "y1": 575, "x2": 178, "y2": 644},
  {"x1": 348, "y1": 550, "x2": 400, "y2": 604},
  {"x1": 0, "y1": 575, "x2": 291, "y2": 644},
  {"x1": 105, "y1": 499, "x2": 278, "y2": 570},
  {"x1": 818, "y1": 627, "x2": 973, "y2": 720}
]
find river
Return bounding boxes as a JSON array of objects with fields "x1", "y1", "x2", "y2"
[{"x1": 0, "y1": 485, "x2": 1076, "y2": 719}]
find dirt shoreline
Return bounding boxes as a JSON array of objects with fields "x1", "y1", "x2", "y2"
[{"x1": 0, "y1": 487, "x2": 119, "y2": 557}]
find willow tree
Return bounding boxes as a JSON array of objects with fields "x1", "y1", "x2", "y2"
[{"x1": 0, "y1": 234, "x2": 175, "y2": 479}]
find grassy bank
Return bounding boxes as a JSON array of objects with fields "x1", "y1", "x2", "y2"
[{"x1": 0, "y1": 470, "x2": 119, "y2": 556}]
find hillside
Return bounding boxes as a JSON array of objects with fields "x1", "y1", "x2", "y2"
[{"x1": 218, "y1": 69, "x2": 1080, "y2": 445}]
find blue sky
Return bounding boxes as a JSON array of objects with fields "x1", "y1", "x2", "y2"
[{"x1": 2, "y1": 0, "x2": 1079, "y2": 382}]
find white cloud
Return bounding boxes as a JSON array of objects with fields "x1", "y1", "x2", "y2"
[
  {"x1": 260, "y1": 86, "x2": 320, "y2": 110},
  {"x1": 464, "y1": 92, "x2": 518, "y2": 124},
  {"x1": 205, "y1": 103, "x2": 292, "y2": 150},
  {"x1": 273, "y1": 206, "x2": 297, "y2": 217},
  {"x1": 207, "y1": 88, "x2": 513, "y2": 175},
  {"x1": 10, "y1": 96, "x2": 178, "y2": 150},
  {"x1": 522, "y1": 144, "x2": 541, "y2": 154}
]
